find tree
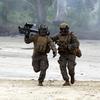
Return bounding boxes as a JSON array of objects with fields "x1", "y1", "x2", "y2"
[
  {"x1": 33, "y1": 0, "x2": 53, "y2": 24},
  {"x1": 1, "y1": 0, "x2": 9, "y2": 24}
]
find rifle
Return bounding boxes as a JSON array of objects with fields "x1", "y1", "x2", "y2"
[{"x1": 18, "y1": 23, "x2": 38, "y2": 36}]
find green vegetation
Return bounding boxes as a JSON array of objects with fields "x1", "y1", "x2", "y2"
[{"x1": 0, "y1": 0, "x2": 100, "y2": 38}]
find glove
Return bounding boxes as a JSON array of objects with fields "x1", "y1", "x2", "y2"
[
  {"x1": 53, "y1": 51, "x2": 57, "y2": 58},
  {"x1": 25, "y1": 33, "x2": 29, "y2": 38}
]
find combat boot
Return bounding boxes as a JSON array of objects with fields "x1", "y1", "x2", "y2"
[
  {"x1": 63, "y1": 80, "x2": 70, "y2": 86},
  {"x1": 38, "y1": 81, "x2": 43, "y2": 86},
  {"x1": 71, "y1": 76, "x2": 75, "y2": 84}
]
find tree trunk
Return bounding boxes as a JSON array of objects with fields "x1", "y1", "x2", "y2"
[
  {"x1": 1, "y1": 0, "x2": 9, "y2": 24},
  {"x1": 35, "y1": 0, "x2": 47, "y2": 24}
]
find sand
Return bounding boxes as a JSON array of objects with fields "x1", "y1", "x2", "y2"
[{"x1": 0, "y1": 80, "x2": 100, "y2": 100}]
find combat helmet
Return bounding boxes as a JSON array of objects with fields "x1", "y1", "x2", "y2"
[
  {"x1": 60, "y1": 23, "x2": 69, "y2": 30},
  {"x1": 59, "y1": 23, "x2": 69, "y2": 35},
  {"x1": 38, "y1": 24, "x2": 49, "y2": 36}
]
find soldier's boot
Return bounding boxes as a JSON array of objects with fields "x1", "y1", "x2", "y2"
[
  {"x1": 71, "y1": 75, "x2": 75, "y2": 84},
  {"x1": 63, "y1": 80, "x2": 70, "y2": 86},
  {"x1": 38, "y1": 81, "x2": 43, "y2": 86}
]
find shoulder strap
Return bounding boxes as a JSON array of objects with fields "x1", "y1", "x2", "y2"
[{"x1": 66, "y1": 32, "x2": 72, "y2": 43}]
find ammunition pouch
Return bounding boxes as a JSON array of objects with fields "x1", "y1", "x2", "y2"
[
  {"x1": 69, "y1": 47, "x2": 82, "y2": 57},
  {"x1": 75, "y1": 47, "x2": 82, "y2": 57}
]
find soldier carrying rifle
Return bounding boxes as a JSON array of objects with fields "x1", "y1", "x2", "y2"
[{"x1": 19, "y1": 23, "x2": 57, "y2": 86}]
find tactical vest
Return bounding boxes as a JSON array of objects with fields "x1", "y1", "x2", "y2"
[
  {"x1": 35, "y1": 36, "x2": 50, "y2": 53},
  {"x1": 57, "y1": 34, "x2": 71, "y2": 53},
  {"x1": 57, "y1": 33, "x2": 82, "y2": 57}
]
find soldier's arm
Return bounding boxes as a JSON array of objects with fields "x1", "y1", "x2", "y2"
[
  {"x1": 69, "y1": 33, "x2": 80, "y2": 49},
  {"x1": 48, "y1": 37, "x2": 57, "y2": 57},
  {"x1": 24, "y1": 35, "x2": 36, "y2": 44},
  {"x1": 51, "y1": 35, "x2": 59, "y2": 43}
]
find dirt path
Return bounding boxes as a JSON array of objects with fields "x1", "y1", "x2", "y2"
[{"x1": 0, "y1": 80, "x2": 100, "y2": 100}]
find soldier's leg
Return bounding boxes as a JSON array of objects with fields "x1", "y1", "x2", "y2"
[
  {"x1": 38, "y1": 55, "x2": 48, "y2": 86},
  {"x1": 58, "y1": 56, "x2": 70, "y2": 86},
  {"x1": 32, "y1": 55, "x2": 40, "y2": 73},
  {"x1": 68, "y1": 55, "x2": 76, "y2": 84}
]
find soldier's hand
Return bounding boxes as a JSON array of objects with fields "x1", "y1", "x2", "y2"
[
  {"x1": 25, "y1": 33, "x2": 30, "y2": 38},
  {"x1": 53, "y1": 51, "x2": 57, "y2": 58},
  {"x1": 25, "y1": 35, "x2": 29, "y2": 38}
]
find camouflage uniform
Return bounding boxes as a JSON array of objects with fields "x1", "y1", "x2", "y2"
[
  {"x1": 24, "y1": 25, "x2": 57, "y2": 86},
  {"x1": 52, "y1": 23, "x2": 80, "y2": 85}
]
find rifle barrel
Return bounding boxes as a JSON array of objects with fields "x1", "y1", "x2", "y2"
[{"x1": 30, "y1": 29, "x2": 38, "y2": 33}]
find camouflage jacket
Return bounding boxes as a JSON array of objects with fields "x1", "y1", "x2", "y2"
[
  {"x1": 52, "y1": 32, "x2": 80, "y2": 55},
  {"x1": 24, "y1": 34, "x2": 57, "y2": 55}
]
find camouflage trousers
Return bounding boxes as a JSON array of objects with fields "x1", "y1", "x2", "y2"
[
  {"x1": 58, "y1": 54, "x2": 76, "y2": 81},
  {"x1": 32, "y1": 54, "x2": 48, "y2": 82}
]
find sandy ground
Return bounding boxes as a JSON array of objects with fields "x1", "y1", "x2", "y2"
[
  {"x1": 0, "y1": 80, "x2": 100, "y2": 100},
  {"x1": 0, "y1": 36, "x2": 100, "y2": 100}
]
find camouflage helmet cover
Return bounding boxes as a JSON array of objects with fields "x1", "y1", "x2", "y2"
[
  {"x1": 60, "y1": 23, "x2": 69, "y2": 29},
  {"x1": 38, "y1": 24, "x2": 48, "y2": 35},
  {"x1": 38, "y1": 24, "x2": 48, "y2": 31}
]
